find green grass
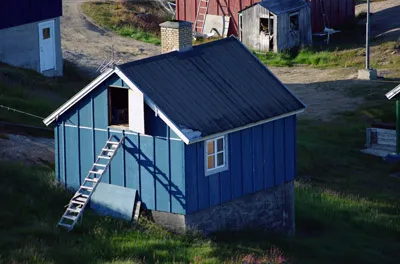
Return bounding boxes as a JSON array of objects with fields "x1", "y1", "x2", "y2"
[
  {"x1": 1, "y1": 81, "x2": 400, "y2": 263},
  {"x1": 0, "y1": 61, "x2": 89, "y2": 128},
  {"x1": 116, "y1": 26, "x2": 161, "y2": 45},
  {"x1": 81, "y1": 2, "x2": 165, "y2": 45},
  {"x1": 256, "y1": 41, "x2": 400, "y2": 69}
]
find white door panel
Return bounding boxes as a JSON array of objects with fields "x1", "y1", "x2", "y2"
[{"x1": 38, "y1": 20, "x2": 55, "y2": 72}]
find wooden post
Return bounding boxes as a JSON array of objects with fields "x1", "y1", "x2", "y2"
[{"x1": 396, "y1": 96, "x2": 400, "y2": 154}]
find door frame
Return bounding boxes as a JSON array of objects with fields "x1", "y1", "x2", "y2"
[{"x1": 38, "y1": 19, "x2": 56, "y2": 72}]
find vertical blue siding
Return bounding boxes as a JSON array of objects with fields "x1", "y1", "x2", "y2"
[
  {"x1": 274, "y1": 119, "x2": 285, "y2": 185},
  {"x1": 241, "y1": 129, "x2": 253, "y2": 195},
  {"x1": 79, "y1": 129, "x2": 93, "y2": 184},
  {"x1": 54, "y1": 75, "x2": 186, "y2": 214},
  {"x1": 285, "y1": 116, "x2": 296, "y2": 182},
  {"x1": 185, "y1": 144, "x2": 198, "y2": 212},
  {"x1": 54, "y1": 126, "x2": 60, "y2": 182},
  {"x1": 252, "y1": 126, "x2": 264, "y2": 192},
  {"x1": 109, "y1": 131, "x2": 125, "y2": 187},
  {"x1": 185, "y1": 116, "x2": 297, "y2": 214},
  {"x1": 263, "y1": 122, "x2": 275, "y2": 188},
  {"x1": 196, "y1": 142, "x2": 209, "y2": 210},
  {"x1": 124, "y1": 134, "x2": 140, "y2": 191},
  {"x1": 78, "y1": 97, "x2": 92, "y2": 127},
  {"x1": 60, "y1": 122, "x2": 66, "y2": 187},
  {"x1": 65, "y1": 126, "x2": 80, "y2": 189},
  {"x1": 219, "y1": 170, "x2": 231, "y2": 203},
  {"x1": 140, "y1": 135, "x2": 155, "y2": 210},
  {"x1": 170, "y1": 140, "x2": 185, "y2": 214},
  {"x1": 230, "y1": 131, "x2": 243, "y2": 199}
]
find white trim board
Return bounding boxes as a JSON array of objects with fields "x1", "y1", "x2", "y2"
[{"x1": 43, "y1": 68, "x2": 115, "y2": 125}]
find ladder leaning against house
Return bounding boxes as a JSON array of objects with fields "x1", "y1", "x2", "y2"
[
  {"x1": 194, "y1": 0, "x2": 210, "y2": 33},
  {"x1": 58, "y1": 135, "x2": 125, "y2": 231}
]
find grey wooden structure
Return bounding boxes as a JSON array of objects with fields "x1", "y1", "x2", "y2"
[{"x1": 239, "y1": 0, "x2": 312, "y2": 53}]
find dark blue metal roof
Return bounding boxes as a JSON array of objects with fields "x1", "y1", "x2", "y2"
[
  {"x1": 119, "y1": 37, "x2": 305, "y2": 137},
  {"x1": 0, "y1": 0, "x2": 62, "y2": 29}
]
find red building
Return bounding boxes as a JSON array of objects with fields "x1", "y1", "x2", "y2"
[{"x1": 176, "y1": 0, "x2": 355, "y2": 35}]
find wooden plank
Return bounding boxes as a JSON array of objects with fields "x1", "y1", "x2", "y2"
[
  {"x1": 78, "y1": 97, "x2": 92, "y2": 128},
  {"x1": 94, "y1": 130, "x2": 109, "y2": 183},
  {"x1": 124, "y1": 133, "x2": 140, "y2": 192},
  {"x1": 92, "y1": 82, "x2": 108, "y2": 128},
  {"x1": 219, "y1": 168, "x2": 231, "y2": 203},
  {"x1": 242, "y1": 129, "x2": 254, "y2": 195},
  {"x1": 197, "y1": 142, "x2": 210, "y2": 210},
  {"x1": 109, "y1": 131, "x2": 124, "y2": 187},
  {"x1": 139, "y1": 135, "x2": 155, "y2": 210},
  {"x1": 230, "y1": 131, "x2": 243, "y2": 199},
  {"x1": 284, "y1": 116, "x2": 296, "y2": 182},
  {"x1": 54, "y1": 125, "x2": 60, "y2": 182},
  {"x1": 209, "y1": 171, "x2": 221, "y2": 207},
  {"x1": 263, "y1": 121, "x2": 275, "y2": 188},
  {"x1": 155, "y1": 137, "x2": 170, "y2": 212},
  {"x1": 61, "y1": 122, "x2": 66, "y2": 187},
  {"x1": 252, "y1": 126, "x2": 264, "y2": 192},
  {"x1": 80, "y1": 128, "x2": 93, "y2": 185},
  {"x1": 65, "y1": 126, "x2": 80, "y2": 190},
  {"x1": 185, "y1": 144, "x2": 198, "y2": 213},
  {"x1": 274, "y1": 119, "x2": 285, "y2": 185},
  {"x1": 170, "y1": 140, "x2": 185, "y2": 214}
]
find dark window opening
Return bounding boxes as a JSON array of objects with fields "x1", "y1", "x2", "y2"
[
  {"x1": 43, "y1": 28, "x2": 50, "y2": 39},
  {"x1": 290, "y1": 13, "x2": 299, "y2": 31},
  {"x1": 260, "y1": 17, "x2": 273, "y2": 35},
  {"x1": 108, "y1": 87, "x2": 129, "y2": 127}
]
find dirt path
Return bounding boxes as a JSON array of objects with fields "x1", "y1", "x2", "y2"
[
  {"x1": 270, "y1": 67, "x2": 369, "y2": 121},
  {"x1": 356, "y1": 0, "x2": 400, "y2": 40},
  {"x1": 62, "y1": 0, "x2": 160, "y2": 77},
  {"x1": 0, "y1": 134, "x2": 54, "y2": 166}
]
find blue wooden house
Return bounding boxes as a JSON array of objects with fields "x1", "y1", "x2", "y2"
[{"x1": 44, "y1": 21, "x2": 305, "y2": 234}]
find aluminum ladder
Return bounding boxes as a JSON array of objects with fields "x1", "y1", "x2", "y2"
[
  {"x1": 58, "y1": 135, "x2": 125, "y2": 231},
  {"x1": 194, "y1": 0, "x2": 210, "y2": 33}
]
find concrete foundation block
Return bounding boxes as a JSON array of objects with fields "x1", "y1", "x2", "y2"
[{"x1": 358, "y1": 68, "x2": 378, "y2": 80}]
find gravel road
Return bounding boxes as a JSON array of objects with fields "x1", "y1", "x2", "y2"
[{"x1": 62, "y1": 0, "x2": 160, "y2": 77}]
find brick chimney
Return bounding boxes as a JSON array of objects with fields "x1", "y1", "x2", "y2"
[{"x1": 159, "y1": 20, "x2": 193, "y2": 54}]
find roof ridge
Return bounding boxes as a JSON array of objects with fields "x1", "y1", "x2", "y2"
[{"x1": 119, "y1": 37, "x2": 238, "y2": 68}]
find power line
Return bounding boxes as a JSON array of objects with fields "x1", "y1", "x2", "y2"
[{"x1": 0, "y1": 104, "x2": 45, "y2": 120}]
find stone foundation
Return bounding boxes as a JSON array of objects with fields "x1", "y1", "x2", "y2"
[{"x1": 151, "y1": 181, "x2": 295, "y2": 235}]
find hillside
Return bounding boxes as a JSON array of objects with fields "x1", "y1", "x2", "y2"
[{"x1": 0, "y1": 62, "x2": 400, "y2": 263}]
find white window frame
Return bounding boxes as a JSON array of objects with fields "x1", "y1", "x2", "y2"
[{"x1": 205, "y1": 135, "x2": 229, "y2": 176}]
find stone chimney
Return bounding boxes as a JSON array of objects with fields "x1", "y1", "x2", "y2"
[{"x1": 159, "y1": 20, "x2": 193, "y2": 54}]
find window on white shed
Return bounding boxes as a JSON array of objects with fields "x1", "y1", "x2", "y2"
[{"x1": 205, "y1": 136, "x2": 228, "y2": 175}]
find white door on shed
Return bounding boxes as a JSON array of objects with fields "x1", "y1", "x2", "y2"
[{"x1": 38, "y1": 20, "x2": 56, "y2": 72}]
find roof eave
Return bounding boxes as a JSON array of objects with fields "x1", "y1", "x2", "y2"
[
  {"x1": 43, "y1": 68, "x2": 115, "y2": 126},
  {"x1": 187, "y1": 108, "x2": 305, "y2": 144}
]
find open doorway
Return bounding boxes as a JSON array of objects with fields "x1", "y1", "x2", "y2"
[{"x1": 108, "y1": 87, "x2": 129, "y2": 127}]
